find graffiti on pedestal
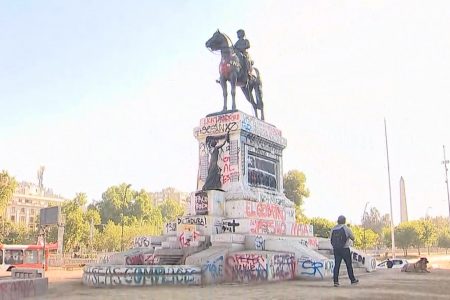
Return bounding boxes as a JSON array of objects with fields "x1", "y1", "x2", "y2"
[
  {"x1": 194, "y1": 191, "x2": 208, "y2": 215},
  {"x1": 177, "y1": 223, "x2": 200, "y2": 248},
  {"x1": 245, "y1": 202, "x2": 286, "y2": 221},
  {"x1": 197, "y1": 113, "x2": 240, "y2": 191},
  {"x1": 271, "y1": 253, "x2": 296, "y2": 280},
  {"x1": 247, "y1": 154, "x2": 277, "y2": 190},
  {"x1": 83, "y1": 266, "x2": 201, "y2": 287},
  {"x1": 225, "y1": 253, "x2": 268, "y2": 282}
]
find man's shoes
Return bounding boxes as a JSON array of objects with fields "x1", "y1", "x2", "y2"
[
  {"x1": 334, "y1": 282, "x2": 340, "y2": 287},
  {"x1": 351, "y1": 279, "x2": 359, "y2": 285}
]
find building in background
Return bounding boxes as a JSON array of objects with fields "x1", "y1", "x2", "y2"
[
  {"x1": 151, "y1": 187, "x2": 190, "y2": 212},
  {"x1": 6, "y1": 181, "x2": 66, "y2": 230},
  {"x1": 399, "y1": 176, "x2": 408, "y2": 223}
]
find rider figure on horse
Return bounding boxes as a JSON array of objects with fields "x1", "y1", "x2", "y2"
[{"x1": 234, "y1": 29, "x2": 253, "y2": 81}]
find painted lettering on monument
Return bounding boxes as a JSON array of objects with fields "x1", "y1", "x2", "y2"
[
  {"x1": 250, "y1": 219, "x2": 286, "y2": 235},
  {"x1": 271, "y1": 253, "x2": 296, "y2": 280},
  {"x1": 194, "y1": 191, "x2": 208, "y2": 215},
  {"x1": 245, "y1": 202, "x2": 286, "y2": 221},
  {"x1": 83, "y1": 266, "x2": 201, "y2": 287},
  {"x1": 225, "y1": 253, "x2": 268, "y2": 282}
]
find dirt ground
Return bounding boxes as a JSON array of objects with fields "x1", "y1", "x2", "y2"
[{"x1": 4, "y1": 255, "x2": 450, "y2": 300}]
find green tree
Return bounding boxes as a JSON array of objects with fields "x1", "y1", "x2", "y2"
[
  {"x1": 382, "y1": 226, "x2": 394, "y2": 249},
  {"x1": 430, "y1": 216, "x2": 450, "y2": 237},
  {"x1": 437, "y1": 230, "x2": 450, "y2": 254},
  {"x1": 62, "y1": 193, "x2": 89, "y2": 253},
  {"x1": 416, "y1": 219, "x2": 438, "y2": 255},
  {"x1": 96, "y1": 184, "x2": 134, "y2": 224},
  {"x1": 95, "y1": 220, "x2": 121, "y2": 251},
  {"x1": 158, "y1": 198, "x2": 184, "y2": 223},
  {"x1": 350, "y1": 225, "x2": 378, "y2": 249},
  {"x1": 283, "y1": 170, "x2": 310, "y2": 207},
  {"x1": 0, "y1": 170, "x2": 17, "y2": 219},
  {"x1": 130, "y1": 189, "x2": 163, "y2": 229},
  {"x1": 83, "y1": 208, "x2": 101, "y2": 252},
  {"x1": 309, "y1": 217, "x2": 334, "y2": 238},
  {"x1": 394, "y1": 222, "x2": 418, "y2": 256},
  {"x1": 1, "y1": 222, "x2": 37, "y2": 244}
]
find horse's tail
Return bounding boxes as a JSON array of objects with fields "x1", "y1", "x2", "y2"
[
  {"x1": 254, "y1": 67, "x2": 262, "y2": 85},
  {"x1": 253, "y1": 68, "x2": 263, "y2": 111}
]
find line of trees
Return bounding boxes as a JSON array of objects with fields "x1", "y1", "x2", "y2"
[
  {"x1": 308, "y1": 209, "x2": 450, "y2": 255},
  {"x1": 281, "y1": 172, "x2": 450, "y2": 255},
  {"x1": 1, "y1": 172, "x2": 185, "y2": 253},
  {"x1": 1, "y1": 169, "x2": 311, "y2": 253},
  {"x1": 7, "y1": 168, "x2": 448, "y2": 256}
]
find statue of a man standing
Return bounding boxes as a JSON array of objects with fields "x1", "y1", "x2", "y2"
[{"x1": 234, "y1": 29, "x2": 253, "y2": 79}]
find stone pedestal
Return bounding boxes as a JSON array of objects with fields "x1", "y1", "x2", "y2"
[{"x1": 193, "y1": 111, "x2": 290, "y2": 204}]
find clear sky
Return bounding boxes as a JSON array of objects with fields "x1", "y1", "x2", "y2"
[{"x1": 1, "y1": 1, "x2": 450, "y2": 225}]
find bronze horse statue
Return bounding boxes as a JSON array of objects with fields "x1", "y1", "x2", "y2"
[{"x1": 206, "y1": 30, "x2": 264, "y2": 120}]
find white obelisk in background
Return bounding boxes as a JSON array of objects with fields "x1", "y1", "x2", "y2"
[{"x1": 399, "y1": 176, "x2": 408, "y2": 223}]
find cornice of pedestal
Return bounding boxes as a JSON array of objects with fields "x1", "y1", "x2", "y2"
[{"x1": 193, "y1": 110, "x2": 287, "y2": 147}]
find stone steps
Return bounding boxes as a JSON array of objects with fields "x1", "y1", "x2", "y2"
[{"x1": 154, "y1": 248, "x2": 184, "y2": 265}]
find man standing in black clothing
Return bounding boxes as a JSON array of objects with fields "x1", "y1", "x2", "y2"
[{"x1": 330, "y1": 215, "x2": 359, "y2": 287}]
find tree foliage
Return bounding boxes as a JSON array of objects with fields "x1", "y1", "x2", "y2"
[
  {"x1": 0, "y1": 170, "x2": 17, "y2": 218},
  {"x1": 438, "y1": 230, "x2": 450, "y2": 254},
  {"x1": 62, "y1": 193, "x2": 89, "y2": 252},
  {"x1": 350, "y1": 225, "x2": 378, "y2": 249},
  {"x1": 416, "y1": 219, "x2": 438, "y2": 254},
  {"x1": 309, "y1": 217, "x2": 334, "y2": 238},
  {"x1": 283, "y1": 170, "x2": 310, "y2": 207},
  {"x1": 394, "y1": 222, "x2": 419, "y2": 256},
  {"x1": 361, "y1": 207, "x2": 390, "y2": 235},
  {"x1": 158, "y1": 198, "x2": 184, "y2": 223},
  {"x1": 1, "y1": 221, "x2": 37, "y2": 244},
  {"x1": 96, "y1": 184, "x2": 135, "y2": 224}
]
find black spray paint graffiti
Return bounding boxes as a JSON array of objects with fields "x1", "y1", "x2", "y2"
[
  {"x1": 254, "y1": 235, "x2": 265, "y2": 250},
  {"x1": 177, "y1": 217, "x2": 207, "y2": 226},
  {"x1": 165, "y1": 222, "x2": 176, "y2": 233},
  {"x1": 351, "y1": 251, "x2": 365, "y2": 265},
  {"x1": 194, "y1": 191, "x2": 208, "y2": 215},
  {"x1": 248, "y1": 169, "x2": 277, "y2": 190},
  {"x1": 222, "y1": 219, "x2": 240, "y2": 233},
  {"x1": 271, "y1": 254, "x2": 296, "y2": 280},
  {"x1": 199, "y1": 122, "x2": 238, "y2": 135}
]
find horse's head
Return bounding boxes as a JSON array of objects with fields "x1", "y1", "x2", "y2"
[{"x1": 206, "y1": 30, "x2": 232, "y2": 51}]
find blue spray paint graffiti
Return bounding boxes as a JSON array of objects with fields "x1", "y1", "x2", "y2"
[
  {"x1": 300, "y1": 259, "x2": 324, "y2": 278},
  {"x1": 202, "y1": 255, "x2": 224, "y2": 281}
]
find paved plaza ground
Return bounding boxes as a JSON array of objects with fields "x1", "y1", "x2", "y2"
[{"x1": 2, "y1": 255, "x2": 449, "y2": 300}]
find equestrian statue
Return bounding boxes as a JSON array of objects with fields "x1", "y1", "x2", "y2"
[{"x1": 205, "y1": 29, "x2": 264, "y2": 120}]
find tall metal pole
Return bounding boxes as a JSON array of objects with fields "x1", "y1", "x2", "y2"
[
  {"x1": 442, "y1": 145, "x2": 450, "y2": 221},
  {"x1": 121, "y1": 184, "x2": 131, "y2": 252},
  {"x1": 362, "y1": 201, "x2": 370, "y2": 253},
  {"x1": 384, "y1": 119, "x2": 396, "y2": 258}
]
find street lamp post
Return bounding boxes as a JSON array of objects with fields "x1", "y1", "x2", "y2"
[
  {"x1": 363, "y1": 202, "x2": 370, "y2": 253},
  {"x1": 442, "y1": 145, "x2": 450, "y2": 223},
  {"x1": 121, "y1": 184, "x2": 131, "y2": 252},
  {"x1": 384, "y1": 119, "x2": 396, "y2": 258}
]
